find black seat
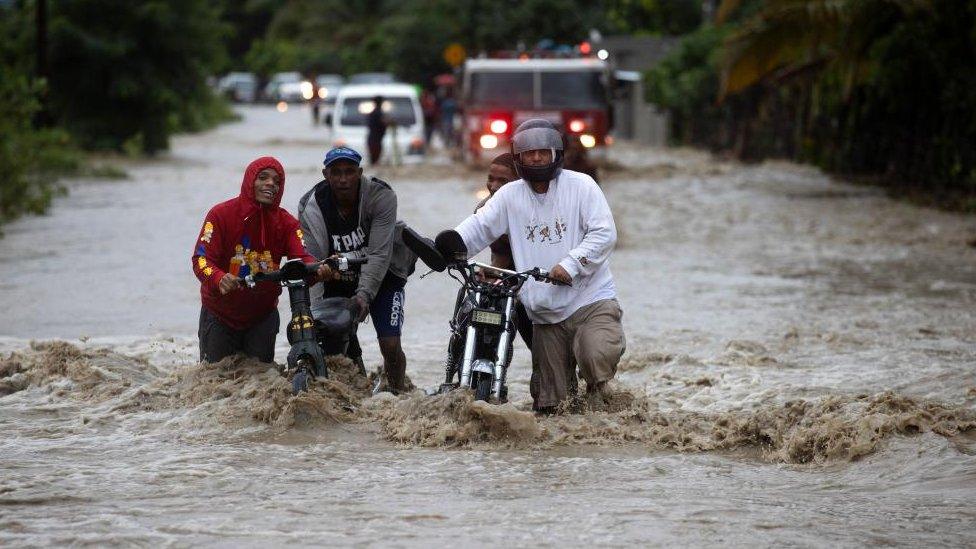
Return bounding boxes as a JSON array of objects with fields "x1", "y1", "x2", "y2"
[{"x1": 315, "y1": 297, "x2": 354, "y2": 334}]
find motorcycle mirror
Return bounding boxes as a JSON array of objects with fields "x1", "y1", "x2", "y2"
[
  {"x1": 402, "y1": 225, "x2": 447, "y2": 272},
  {"x1": 434, "y1": 230, "x2": 467, "y2": 264}
]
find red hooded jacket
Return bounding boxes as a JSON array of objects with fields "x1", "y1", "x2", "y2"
[{"x1": 191, "y1": 157, "x2": 315, "y2": 330}]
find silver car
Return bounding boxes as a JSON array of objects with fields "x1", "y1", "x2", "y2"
[
  {"x1": 217, "y1": 72, "x2": 258, "y2": 103},
  {"x1": 264, "y1": 72, "x2": 303, "y2": 102}
]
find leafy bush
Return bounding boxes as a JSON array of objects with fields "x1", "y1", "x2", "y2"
[
  {"x1": 47, "y1": 0, "x2": 231, "y2": 154},
  {"x1": 0, "y1": 67, "x2": 79, "y2": 225}
]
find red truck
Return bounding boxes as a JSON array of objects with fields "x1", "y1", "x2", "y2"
[{"x1": 459, "y1": 57, "x2": 612, "y2": 163}]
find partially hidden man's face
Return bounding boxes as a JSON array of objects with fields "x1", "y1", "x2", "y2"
[
  {"x1": 486, "y1": 163, "x2": 517, "y2": 195},
  {"x1": 324, "y1": 160, "x2": 362, "y2": 203},
  {"x1": 520, "y1": 148, "x2": 553, "y2": 167},
  {"x1": 253, "y1": 168, "x2": 281, "y2": 205}
]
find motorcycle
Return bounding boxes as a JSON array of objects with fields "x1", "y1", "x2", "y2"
[
  {"x1": 402, "y1": 228, "x2": 565, "y2": 403},
  {"x1": 244, "y1": 255, "x2": 366, "y2": 394}
]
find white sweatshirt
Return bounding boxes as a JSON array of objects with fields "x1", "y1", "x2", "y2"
[{"x1": 455, "y1": 169, "x2": 617, "y2": 324}]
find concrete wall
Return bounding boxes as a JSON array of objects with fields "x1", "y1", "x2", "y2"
[
  {"x1": 599, "y1": 35, "x2": 679, "y2": 146},
  {"x1": 613, "y1": 77, "x2": 669, "y2": 147}
]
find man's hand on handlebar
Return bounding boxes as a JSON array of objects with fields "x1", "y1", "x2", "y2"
[
  {"x1": 547, "y1": 264, "x2": 573, "y2": 286},
  {"x1": 314, "y1": 262, "x2": 333, "y2": 282},
  {"x1": 325, "y1": 254, "x2": 349, "y2": 280},
  {"x1": 219, "y1": 273, "x2": 243, "y2": 295},
  {"x1": 476, "y1": 267, "x2": 505, "y2": 285}
]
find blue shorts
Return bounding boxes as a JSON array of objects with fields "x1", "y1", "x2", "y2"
[{"x1": 369, "y1": 275, "x2": 406, "y2": 338}]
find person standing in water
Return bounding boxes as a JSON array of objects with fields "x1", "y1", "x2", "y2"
[
  {"x1": 448, "y1": 120, "x2": 625, "y2": 412},
  {"x1": 298, "y1": 146, "x2": 419, "y2": 393},
  {"x1": 191, "y1": 156, "x2": 329, "y2": 364}
]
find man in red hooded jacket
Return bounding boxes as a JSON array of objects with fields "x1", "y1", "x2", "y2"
[{"x1": 191, "y1": 156, "x2": 328, "y2": 363}]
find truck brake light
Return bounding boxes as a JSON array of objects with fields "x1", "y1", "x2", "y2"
[
  {"x1": 480, "y1": 134, "x2": 499, "y2": 149},
  {"x1": 568, "y1": 119, "x2": 585, "y2": 133},
  {"x1": 489, "y1": 119, "x2": 508, "y2": 134}
]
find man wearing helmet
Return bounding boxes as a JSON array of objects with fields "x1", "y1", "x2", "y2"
[{"x1": 447, "y1": 119, "x2": 625, "y2": 412}]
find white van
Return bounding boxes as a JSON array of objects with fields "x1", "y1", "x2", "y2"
[{"x1": 328, "y1": 84, "x2": 426, "y2": 164}]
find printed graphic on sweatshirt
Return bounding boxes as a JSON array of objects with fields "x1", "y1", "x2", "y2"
[
  {"x1": 330, "y1": 226, "x2": 367, "y2": 283},
  {"x1": 525, "y1": 215, "x2": 568, "y2": 245},
  {"x1": 331, "y1": 226, "x2": 367, "y2": 253},
  {"x1": 200, "y1": 221, "x2": 214, "y2": 243},
  {"x1": 197, "y1": 255, "x2": 214, "y2": 277},
  {"x1": 227, "y1": 236, "x2": 276, "y2": 278}
]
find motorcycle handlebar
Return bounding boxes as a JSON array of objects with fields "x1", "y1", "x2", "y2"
[
  {"x1": 531, "y1": 268, "x2": 571, "y2": 286},
  {"x1": 465, "y1": 262, "x2": 570, "y2": 286}
]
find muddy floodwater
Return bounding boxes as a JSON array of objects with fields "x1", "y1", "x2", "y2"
[{"x1": 2, "y1": 105, "x2": 976, "y2": 546}]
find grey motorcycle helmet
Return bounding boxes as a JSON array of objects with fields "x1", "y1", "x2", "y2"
[{"x1": 511, "y1": 119, "x2": 564, "y2": 183}]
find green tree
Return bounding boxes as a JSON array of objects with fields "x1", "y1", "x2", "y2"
[
  {"x1": 716, "y1": 0, "x2": 927, "y2": 98},
  {"x1": 249, "y1": 0, "x2": 612, "y2": 86},
  {"x1": 216, "y1": 0, "x2": 281, "y2": 72},
  {"x1": 47, "y1": 0, "x2": 230, "y2": 153},
  {"x1": 604, "y1": 0, "x2": 702, "y2": 35},
  {"x1": 244, "y1": 37, "x2": 301, "y2": 78},
  {"x1": 0, "y1": 2, "x2": 78, "y2": 226}
]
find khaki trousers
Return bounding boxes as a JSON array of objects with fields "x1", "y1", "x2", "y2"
[{"x1": 530, "y1": 299, "x2": 626, "y2": 408}]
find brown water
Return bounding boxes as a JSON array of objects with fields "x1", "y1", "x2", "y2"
[{"x1": 2, "y1": 105, "x2": 976, "y2": 546}]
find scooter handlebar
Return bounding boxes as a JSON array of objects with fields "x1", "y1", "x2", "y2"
[
  {"x1": 323, "y1": 256, "x2": 368, "y2": 272},
  {"x1": 244, "y1": 271, "x2": 277, "y2": 287},
  {"x1": 244, "y1": 256, "x2": 368, "y2": 288}
]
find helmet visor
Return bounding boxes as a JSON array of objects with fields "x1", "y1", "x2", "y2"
[{"x1": 512, "y1": 126, "x2": 563, "y2": 155}]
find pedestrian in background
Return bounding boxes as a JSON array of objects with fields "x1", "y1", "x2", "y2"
[
  {"x1": 366, "y1": 95, "x2": 388, "y2": 165},
  {"x1": 438, "y1": 90, "x2": 457, "y2": 148},
  {"x1": 191, "y1": 157, "x2": 328, "y2": 364},
  {"x1": 421, "y1": 88, "x2": 438, "y2": 147}
]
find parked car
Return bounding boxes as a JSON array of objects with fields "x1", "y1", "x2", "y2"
[
  {"x1": 348, "y1": 72, "x2": 397, "y2": 85},
  {"x1": 328, "y1": 83, "x2": 425, "y2": 163},
  {"x1": 264, "y1": 71, "x2": 304, "y2": 102},
  {"x1": 217, "y1": 72, "x2": 258, "y2": 103}
]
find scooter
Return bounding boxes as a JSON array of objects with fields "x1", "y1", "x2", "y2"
[
  {"x1": 401, "y1": 228, "x2": 564, "y2": 403},
  {"x1": 244, "y1": 255, "x2": 366, "y2": 394}
]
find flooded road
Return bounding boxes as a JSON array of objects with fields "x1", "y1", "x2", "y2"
[{"x1": 2, "y1": 105, "x2": 976, "y2": 546}]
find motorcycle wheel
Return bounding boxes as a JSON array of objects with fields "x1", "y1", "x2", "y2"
[
  {"x1": 292, "y1": 368, "x2": 310, "y2": 395},
  {"x1": 473, "y1": 372, "x2": 492, "y2": 402}
]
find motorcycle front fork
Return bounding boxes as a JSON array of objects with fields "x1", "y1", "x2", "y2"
[
  {"x1": 457, "y1": 295, "x2": 515, "y2": 401},
  {"x1": 491, "y1": 296, "x2": 515, "y2": 399}
]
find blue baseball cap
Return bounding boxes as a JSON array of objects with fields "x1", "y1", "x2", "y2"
[{"x1": 323, "y1": 146, "x2": 363, "y2": 167}]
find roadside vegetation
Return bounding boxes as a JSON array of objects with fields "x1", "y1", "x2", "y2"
[
  {"x1": 0, "y1": 0, "x2": 234, "y2": 228},
  {"x1": 220, "y1": 0, "x2": 700, "y2": 84},
  {"x1": 647, "y1": 0, "x2": 976, "y2": 211},
  {"x1": 2, "y1": 0, "x2": 697, "y2": 227}
]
